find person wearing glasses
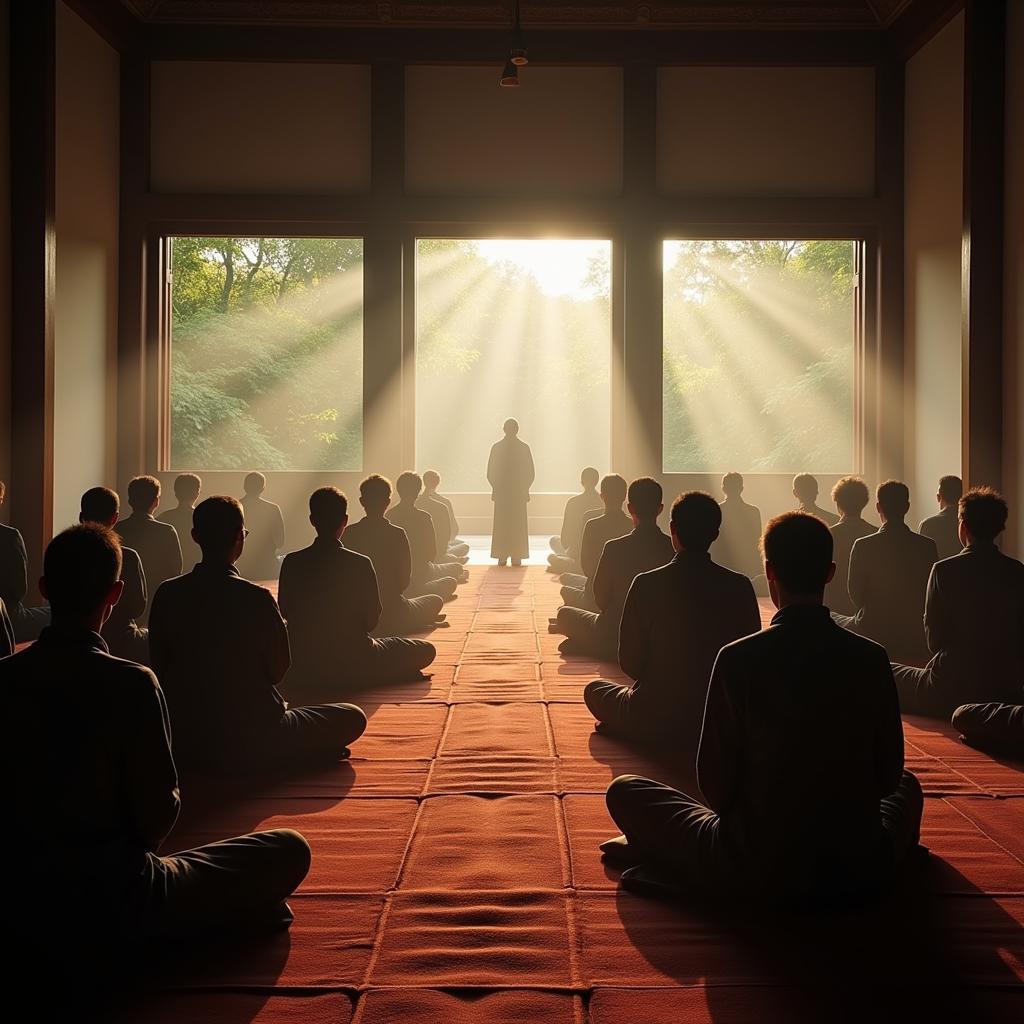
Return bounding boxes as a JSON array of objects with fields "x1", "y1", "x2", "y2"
[{"x1": 148, "y1": 496, "x2": 366, "y2": 775}]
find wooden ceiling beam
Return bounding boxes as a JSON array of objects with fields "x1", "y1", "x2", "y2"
[{"x1": 142, "y1": 24, "x2": 883, "y2": 66}]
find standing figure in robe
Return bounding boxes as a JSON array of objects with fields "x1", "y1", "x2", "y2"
[{"x1": 487, "y1": 419, "x2": 535, "y2": 566}]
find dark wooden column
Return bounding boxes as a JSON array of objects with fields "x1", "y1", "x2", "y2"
[
  {"x1": 961, "y1": 0, "x2": 1005, "y2": 488},
  {"x1": 116, "y1": 53, "x2": 150, "y2": 486},
  {"x1": 873, "y1": 51, "x2": 905, "y2": 486},
  {"x1": 9, "y1": 0, "x2": 56, "y2": 595},
  {"x1": 620, "y1": 63, "x2": 661, "y2": 482},
  {"x1": 363, "y1": 62, "x2": 406, "y2": 481}
]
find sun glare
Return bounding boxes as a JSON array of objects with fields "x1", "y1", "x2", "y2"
[
  {"x1": 416, "y1": 239, "x2": 612, "y2": 492},
  {"x1": 476, "y1": 239, "x2": 608, "y2": 299}
]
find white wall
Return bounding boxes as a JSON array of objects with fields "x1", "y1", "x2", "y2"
[
  {"x1": 1006, "y1": 2, "x2": 1024, "y2": 558},
  {"x1": 53, "y1": 2, "x2": 120, "y2": 529},
  {"x1": 904, "y1": 13, "x2": 964, "y2": 517}
]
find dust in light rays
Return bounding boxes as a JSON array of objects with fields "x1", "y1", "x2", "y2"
[
  {"x1": 662, "y1": 239, "x2": 857, "y2": 476},
  {"x1": 415, "y1": 239, "x2": 613, "y2": 494},
  {"x1": 168, "y1": 237, "x2": 366, "y2": 479}
]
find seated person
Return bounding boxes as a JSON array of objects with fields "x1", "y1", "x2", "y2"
[
  {"x1": 115, "y1": 475, "x2": 182, "y2": 626},
  {"x1": 422, "y1": 470, "x2": 469, "y2": 559},
  {"x1": 951, "y1": 702, "x2": 1023, "y2": 757},
  {"x1": 548, "y1": 467, "x2": 603, "y2": 574},
  {"x1": 585, "y1": 491, "x2": 760, "y2": 745},
  {"x1": 560, "y1": 473, "x2": 632, "y2": 610},
  {"x1": 0, "y1": 479, "x2": 50, "y2": 641},
  {"x1": 919, "y1": 475, "x2": 964, "y2": 562},
  {"x1": 278, "y1": 487, "x2": 435, "y2": 697},
  {"x1": 824, "y1": 476, "x2": 876, "y2": 616},
  {"x1": 345, "y1": 475, "x2": 446, "y2": 633},
  {"x1": 386, "y1": 471, "x2": 466, "y2": 598},
  {"x1": 555, "y1": 477, "x2": 674, "y2": 658},
  {"x1": 710, "y1": 471, "x2": 763, "y2": 584},
  {"x1": 2, "y1": 524, "x2": 311, "y2": 946},
  {"x1": 838, "y1": 481, "x2": 937, "y2": 662},
  {"x1": 148, "y1": 496, "x2": 366, "y2": 774},
  {"x1": 80, "y1": 487, "x2": 149, "y2": 664},
  {"x1": 600, "y1": 512, "x2": 923, "y2": 904},
  {"x1": 237, "y1": 472, "x2": 286, "y2": 581},
  {"x1": 417, "y1": 473, "x2": 468, "y2": 566},
  {"x1": 892, "y1": 488, "x2": 1024, "y2": 718},
  {"x1": 792, "y1": 472, "x2": 839, "y2": 526},
  {"x1": 158, "y1": 472, "x2": 203, "y2": 571},
  {"x1": 0, "y1": 596, "x2": 13, "y2": 657}
]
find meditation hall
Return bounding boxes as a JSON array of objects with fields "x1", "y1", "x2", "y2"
[{"x1": 1, "y1": 0, "x2": 1022, "y2": 1020}]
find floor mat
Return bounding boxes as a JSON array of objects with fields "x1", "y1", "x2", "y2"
[{"x1": 122, "y1": 564, "x2": 1024, "y2": 1020}]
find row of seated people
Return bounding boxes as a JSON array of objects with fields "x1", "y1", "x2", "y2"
[
  {"x1": 1, "y1": 470, "x2": 471, "y2": 952},
  {"x1": 0, "y1": 467, "x2": 469, "y2": 657},
  {"x1": 0, "y1": 482, "x2": 1019, "y2": 958},
  {"x1": 547, "y1": 476, "x2": 1022, "y2": 757}
]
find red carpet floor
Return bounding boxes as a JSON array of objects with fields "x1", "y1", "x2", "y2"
[{"x1": 125, "y1": 566, "x2": 1024, "y2": 1022}]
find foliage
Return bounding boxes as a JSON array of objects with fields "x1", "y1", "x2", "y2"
[
  {"x1": 662, "y1": 239, "x2": 855, "y2": 474},
  {"x1": 169, "y1": 237, "x2": 363, "y2": 471},
  {"x1": 415, "y1": 240, "x2": 612, "y2": 492}
]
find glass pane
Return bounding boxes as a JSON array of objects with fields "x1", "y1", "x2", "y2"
[
  {"x1": 168, "y1": 237, "x2": 363, "y2": 471},
  {"x1": 662, "y1": 239, "x2": 856, "y2": 474},
  {"x1": 415, "y1": 239, "x2": 611, "y2": 492}
]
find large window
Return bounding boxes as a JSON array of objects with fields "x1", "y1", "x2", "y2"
[
  {"x1": 662, "y1": 239, "x2": 856, "y2": 474},
  {"x1": 168, "y1": 236, "x2": 363, "y2": 471},
  {"x1": 415, "y1": 239, "x2": 611, "y2": 492}
]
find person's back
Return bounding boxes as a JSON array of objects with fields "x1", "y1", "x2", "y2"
[
  {"x1": 792, "y1": 473, "x2": 839, "y2": 527},
  {"x1": 5, "y1": 619, "x2": 175, "y2": 892},
  {"x1": 594, "y1": 523, "x2": 674, "y2": 631},
  {"x1": 918, "y1": 475, "x2": 964, "y2": 563},
  {"x1": 158, "y1": 473, "x2": 203, "y2": 571},
  {"x1": 557, "y1": 478, "x2": 672, "y2": 657},
  {"x1": 79, "y1": 487, "x2": 149, "y2": 663},
  {"x1": 386, "y1": 502, "x2": 435, "y2": 577},
  {"x1": 824, "y1": 477, "x2": 876, "y2": 616},
  {"x1": 600, "y1": 511, "x2": 920, "y2": 904},
  {"x1": 919, "y1": 507, "x2": 961, "y2": 563},
  {"x1": 702, "y1": 605, "x2": 902, "y2": 888},
  {"x1": 0, "y1": 480, "x2": 51, "y2": 642},
  {"x1": 893, "y1": 488, "x2": 1024, "y2": 717},
  {"x1": 585, "y1": 491, "x2": 761, "y2": 746},
  {"x1": 0, "y1": 521, "x2": 27, "y2": 615},
  {"x1": 237, "y1": 473, "x2": 286, "y2": 580},
  {"x1": 279, "y1": 540, "x2": 378, "y2": 674},
  {"x1": 924, "y1": 545, "x2": 1024, "y2": 700},
  {"x1": 4, "y1": 523, "x2": 317, "y2": 952},
  {"x1": 346, "y1": 475, "x2": 445, "y2": 632},
  {"x1": 579, "y1": 506, "x2": 633, "y2": 580},
  {"x1": 826, "y1": 516, "x2": 876, "y2": 615},
  {"x1": 280, "y1": 487, "x2": 435, "y2": 694},
  {"x1": 846, "y1": 481, "x2": 936, "y2": 661},
  {"x1": 418, "y1": 491, "x2": 456, "y2": 564},
  {"x1": 150, "y1": 495, "x2": 366, "y2": 773},
  {"x1": 150, "y1": 558, "x2": 288, "y2": 763},
  {"x1": 550, "y1": 469, "x2": 603, "y2": 572},
  {"x1": 711, "y1": 474, "x2": 762, "y2": 579},
  {"x1": 345, "y1": 514, "x2": 410, "y2": 610},
  {"x1": 623, "y1": 552, "x2": 759, "y2": 725},
  {"x1": 116, "y1": 477, "x2": 183, "y2": 622},
  {"x1": 104, "y1": 545, "x2": 148, "y2": 661}
]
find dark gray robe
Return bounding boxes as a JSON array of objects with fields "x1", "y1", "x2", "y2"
[{"x1": 487, "y1": 435, "x2": 535, "y2": 559}]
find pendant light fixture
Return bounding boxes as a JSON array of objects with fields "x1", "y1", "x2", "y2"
[{"x1": 499, "y1": 0, "x2": 527, "y2": 87}]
